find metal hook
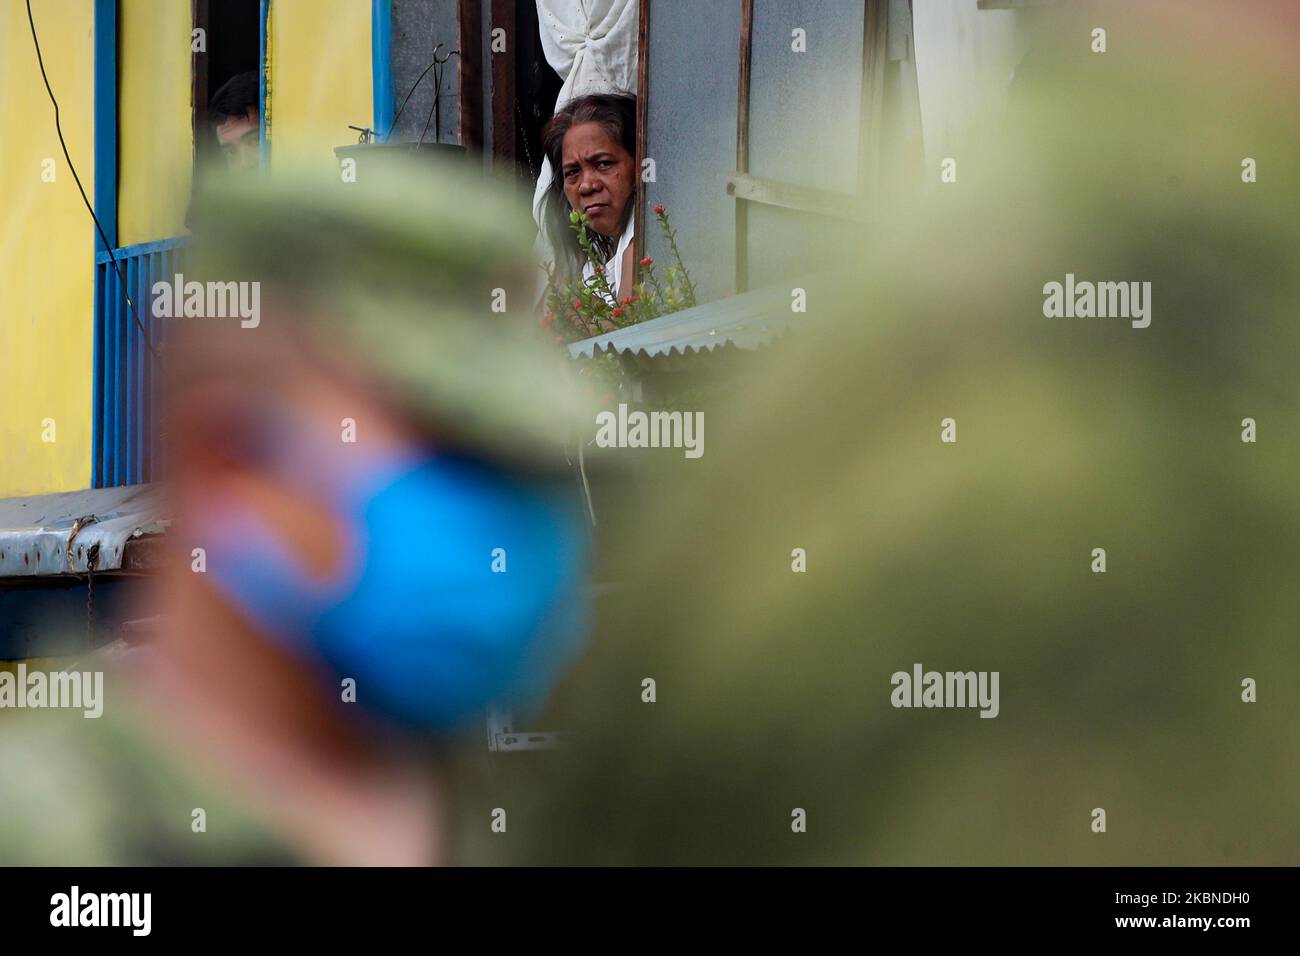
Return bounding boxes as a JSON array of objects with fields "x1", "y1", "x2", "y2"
[{"x1": 416, "y1": 45, "x2": 461, "y2": 149}]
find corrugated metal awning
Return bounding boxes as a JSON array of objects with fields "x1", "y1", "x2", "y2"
[
  {"x1": 567, "y1": 281, "x2": 801, "y2": 362},
  {"x1": 565, "y1": 271, "x2": 851, "y2": 363},
  {"x1": 0, "y1": 484, "x2": 167, "y2": 579}
]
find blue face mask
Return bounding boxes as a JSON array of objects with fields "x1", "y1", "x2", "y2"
[{"x1": 194, "y1": 422, "x2": 589, "y2": 734}]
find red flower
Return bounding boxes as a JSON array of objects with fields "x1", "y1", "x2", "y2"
[
  {"x1": 541, "y1": 312, "x2": 554, "y2": 328},
  {"x1": 594, "y1": 264, "x2": 604, "y2": 273},
  {"x1": 572, "y1": 299, "x2": 583, "y2": 309},
  {"x1": 639, "y1": 256, "x2": 653, "y2": 266},
  {"x1": 653, "y1": 204, "x2": 666, "y2": 215},
  {"x1": 611, "y1": 307, "x2": 625, "y2": 319},
  {"x1": 621, "y1": 296, "x2": 633, "y2": 305}
]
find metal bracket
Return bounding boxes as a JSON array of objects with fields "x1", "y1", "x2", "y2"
[
  {"x1": 486, "y1": 699, "x2": 566, "y2": 752},
  {"x1": 495, "y1": 732, "x2": 569, "y2": 752}
]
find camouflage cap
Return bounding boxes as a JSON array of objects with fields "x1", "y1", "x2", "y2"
[{"x1": 187, "y1": 153, "x2": 591, "y2": 471}]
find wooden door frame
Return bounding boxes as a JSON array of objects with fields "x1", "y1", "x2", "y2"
[
  {"x1": 457, "y1": 0, "x2": 484, "y2": 152},
  {"x1": 728, "y1": 0, "x2": 886, "y2": 292}
]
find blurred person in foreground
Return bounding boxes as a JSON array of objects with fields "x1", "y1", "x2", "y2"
[
  {"x1": 456, "y1": 0, "x2": 1300, "y2": 864},
  {"x1": 0, "y1": 159, "x2": 593, "y2": 865}
]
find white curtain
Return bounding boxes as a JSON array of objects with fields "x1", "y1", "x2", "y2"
[{"x1": 531, "y1": 0, "x2": 639, "y2": 261}]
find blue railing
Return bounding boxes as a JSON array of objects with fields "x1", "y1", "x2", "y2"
[{"x1": 93, "y1": 237, "x2": 187, "y2": 487}]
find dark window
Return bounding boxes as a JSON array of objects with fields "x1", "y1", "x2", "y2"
[{"x1": 193, "y1": 0, "x2": 262, "y2": 168}]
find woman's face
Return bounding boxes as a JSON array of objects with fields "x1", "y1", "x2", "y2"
[{"x1": 560, "y1": 121, "x2": 635, "y2": 238}]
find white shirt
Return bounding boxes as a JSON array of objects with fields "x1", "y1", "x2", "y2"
[{"x1": 581, "y1": 213, "x2": 635, "y2": 307}]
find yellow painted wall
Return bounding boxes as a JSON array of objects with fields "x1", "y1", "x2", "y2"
[
  {"x1": 269, "y1": 0, "x2": 373, "y2": 167},
  {"x1": 0, "y1": 0, "x2": 372, "y2": 500},
  {"x1": 0, "y1": 1, "x2": 95, "y2": 498},
  {"x1": 118, "y1": 0, "x2": 193, "y2": 247}
]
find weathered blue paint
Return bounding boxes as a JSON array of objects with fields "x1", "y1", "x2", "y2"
[
  {"x1": 0, "y1": 576, "x2": 142, "y2": 660},
  {"x1": 373, "y1": 0, "x2": 395, "y2": 140},
  {"x1": 260, "y1": 0, "x2": 271, "y2": 166},
  {"x1": 92, "y1": 0, "x2": 118, "y2": 487},
  {"x1": 93, "y1": 238, "x2": 188, "y2": 487}
]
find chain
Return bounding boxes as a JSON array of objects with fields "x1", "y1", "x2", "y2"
[
  {"x1": 66, "y1": 515, "x2": 100, "y2": 646},
  {"x1": 85, "y1": 543, "x2": 99, "y2": 645},
  {"x1": 515, "y1": 98, "x2": 538, "y2": 181}
]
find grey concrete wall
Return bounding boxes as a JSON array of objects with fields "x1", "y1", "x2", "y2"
[
  {"x1": 642, "y1": 0, "x2": 742, "y2": 305},
  {"x1": 391, "y1": 0, "x2": 462, "y2": 145}
]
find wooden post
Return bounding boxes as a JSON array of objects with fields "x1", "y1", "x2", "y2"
[
  {"x1": 192, "y1": 0, "x2": 209, "y2": 152},
  {"x1": 490, "y1": 0, "x2": 516, "y2": 172},
  {"x1": 634, "y1": 0, "x2": 650, "y2": 265},
  {"x1": 858, "y1": 0, "x2": 887, "y2": 205},
  {"x1": 458, "y1": 0, "x2": 483, "y2": 154},
  {"x1": 735, "y1": 0, "x2": 754, "y2": 294}
]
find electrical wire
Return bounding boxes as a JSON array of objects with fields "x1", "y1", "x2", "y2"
[
  {"x1": 416, "y1": 46, "x2": 459, "y2": 150},
  {"x1": 416, "y1": 56, "x2": 444, "y2": 148},
  {"x1": 389, "y1": 43, "x2": 459, "y2": 147},
  {"x1": 26, "y1": 0, "x2": 164, "y2": 373},
  {"x1": 384, "y1": 59, "x2": 437, "y2": 142}
]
